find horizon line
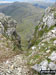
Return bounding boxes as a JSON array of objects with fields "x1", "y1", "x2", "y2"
[{"x1": 0, "y1": 1, "x2": 55, "y2": 4}]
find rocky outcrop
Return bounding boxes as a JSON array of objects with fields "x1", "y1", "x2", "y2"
[
  {"x1": 27, "y1": 6, "x2": 56, "y2": 74},
  {"x1": 28, "y1": 6, "x2": 56, "y2": 49},
  {"x1": 43, "y1": 7, "x2": 56, "y2": 28},
  {"x1": 32, "y1": 60, "x2": 48, "y2": 72},
  {"x1": 32, "y1": 60, "x2": 56, "y2": 72},
  {"x1": 32, "y1": 52, "x2": 56, "y2": 72},
  {"x1": 48, "y1": 51, "x2": 56, "y2": 61},
  {"x1": 0, "y1": 13, "x2": 21, "y2": 49},
  {"x1": 0, "y1": 22, "x2": 4, "y2": 34},
  {"x1": 0, "y1": 13, "x2": 16, "y2": 36}
]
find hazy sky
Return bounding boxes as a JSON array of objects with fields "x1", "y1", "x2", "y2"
[{"x1": 0, "y1": 0, "x2": 56, "y2": 3}]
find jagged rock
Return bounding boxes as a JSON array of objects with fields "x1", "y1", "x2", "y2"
[
  {"x1": 48, "y1": 51, "x2": 56, "y2": 62},
  {"x1": 49, "y1": 62, "x2": 56, "y2": 70},
  {"x1": 6, "y1": 28, "x2": 16, "y2": 36},
  {"x1": 53, "y1": 40, "x2": 56, "y2": 45},
  {"x1": 43, "y1": 13, "x2": 55, "y2": 28},
  {"x1": 27, "y1": 6, "x2": 56, "y2": 75},
  {"x1": 0, "y1": 22, "x2": 4, "y2": 34},
  {"x1": 0, "y1": 13, "x2": 17, "y2": 36},
  {"x1": 0, "y1": 13, "x2": 15, "y2": 36},
  {"x1": 31, "y1": 46, "x2": 36, "y2": 50},
  {"x1": 0, "y1": 13, "x2": 21, "y2": 48},
  {"x1": 32, "y1": 60, "x2": 48, "y2": 72},
  {"x1": 32, "y1": 64, "x2": 41, "y2": 72},
  {"x1": 43, "y1": 7, "x2": 56, "y2": 28},
  {"x1": 40, "y1": 60, "x2": 48, "y2": 70},
  {"x1": 51, "y1": 29, "x2": 56, "y2": 34},
  {"x1": 45, "y1": 7, "x2": 51, "y2": 15},
  {"x1": 32, "y1": 60, "x2": 56, "y2": 73}
]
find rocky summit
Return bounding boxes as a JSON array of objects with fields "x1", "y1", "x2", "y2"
[{"x1": 0, "y1": 3, "x2": 56, "y2": 75}]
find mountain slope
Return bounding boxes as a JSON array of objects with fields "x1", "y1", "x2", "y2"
[
  {"x1": 0, "y1": 2, "x2": 44, "y2": 24},
  {"x1": 0, "y1": 13, "x2": 22, "y2": 62},
  {"x1": 0, "y1": 3, "x2": 56, "y2": 75},
  {"x1": 0, "y1": 2, "x2": 44, "y2": 46},
  {"x1": 27, "y1": 5, "x2": 56, "y2": 74}
]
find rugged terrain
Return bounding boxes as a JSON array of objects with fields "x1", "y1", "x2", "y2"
[
  {"x1": 0, "y1": 13, "x2": 32, "y2": 75},
  {"x1": 0, "y1": 2, "x2": 44, "y2": 46},
  {"x1": 27, "y1": 4, "x2": 56, "y2": 75},
  {"x1": 0, "y1": 13, "x2": 21, "y2": 62},
  {"x1": 0, "y1": 3, "x2": 56, "y2": 75}
]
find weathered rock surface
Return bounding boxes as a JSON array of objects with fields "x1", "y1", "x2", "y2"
[
  {"x1": 49, "y1": 62, "x2": 56, "y2": 70},
  {"x1": 43, "y1": 7, "x2": 56, "y2": 28},
  {"x1": 0, "y1": 13, "x2": 17, "y2": 36},
  {"x1": 27, "y1": 6, "x2": 56, "y2": 74},
  {"x1": 32, "y1": 60, "x2": 56, "y2": 72},
  {"x1": 48, "y1": 51, "x2": 56, "y2": 62},
  {"x1": 0, "y1": 13, "x2": 21, "y2": 48},
  {"x1": 32, "y1": 60, "x2": 48, "y2": 72},
  {"x1": 0, "y1": 22, "x2": 4, "y2": 34}
]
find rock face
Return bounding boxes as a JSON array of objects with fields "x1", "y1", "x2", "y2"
[
  {"x1": 43, "y1": 7, "x2": 56, "y2": 28},
  {"x1": 49, "y1": 62, "x2": 56, "y2": 70},
  {"x1": 28, "y1": 6, "x2": 56, "y2": 74},
  {"x1": 28, "y1": 6, "x2": 56, "y2": 49},
  {"x1": 0, "y1": 13, "x2": 21, "y2": 48},
  {"x1": 0, "y1": 13, "x2": 16, "y2": 36},
  {"x1": 0, "y1": 22, "x2": 4, "y2": 34},
  {"x1": 32, "y1": 60, "x2": 48, "y2": 72},
  {"x1": 32, "y1": 59, "x2": 56, "y2": 72},
  {"x1": 48, "y1": 51, "x2": 56, "y2": 62}
]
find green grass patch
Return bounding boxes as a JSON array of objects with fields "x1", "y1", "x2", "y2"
[{"x1": 50, "y1": 45, "x2": 56, "y2": 51}]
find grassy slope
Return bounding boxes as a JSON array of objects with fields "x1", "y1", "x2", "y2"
[{"x1": 0, "y1": 34, "x2": 21, "y2": 62}]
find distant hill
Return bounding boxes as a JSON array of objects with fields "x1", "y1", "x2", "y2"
[
  {"x1": 0, "y1": 2, "x2": 44, "y2": 45},
  {"x1": 33, "y1": 2, "x2": 54, "y2": 9},
  {"x1": 0, "y1": 2, "x2": 44, "y2": 23}
]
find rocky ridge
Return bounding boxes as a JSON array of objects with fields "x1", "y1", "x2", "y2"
[
  {"x1": 0, "y1": 13, "x2": 32, "y2": 75},
  {"x1": 0, "y1": 5, "x2": 56, "y2": 75},
  {"x1": 27, "y1": 6, "x2": 56, "y2": 74}
]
